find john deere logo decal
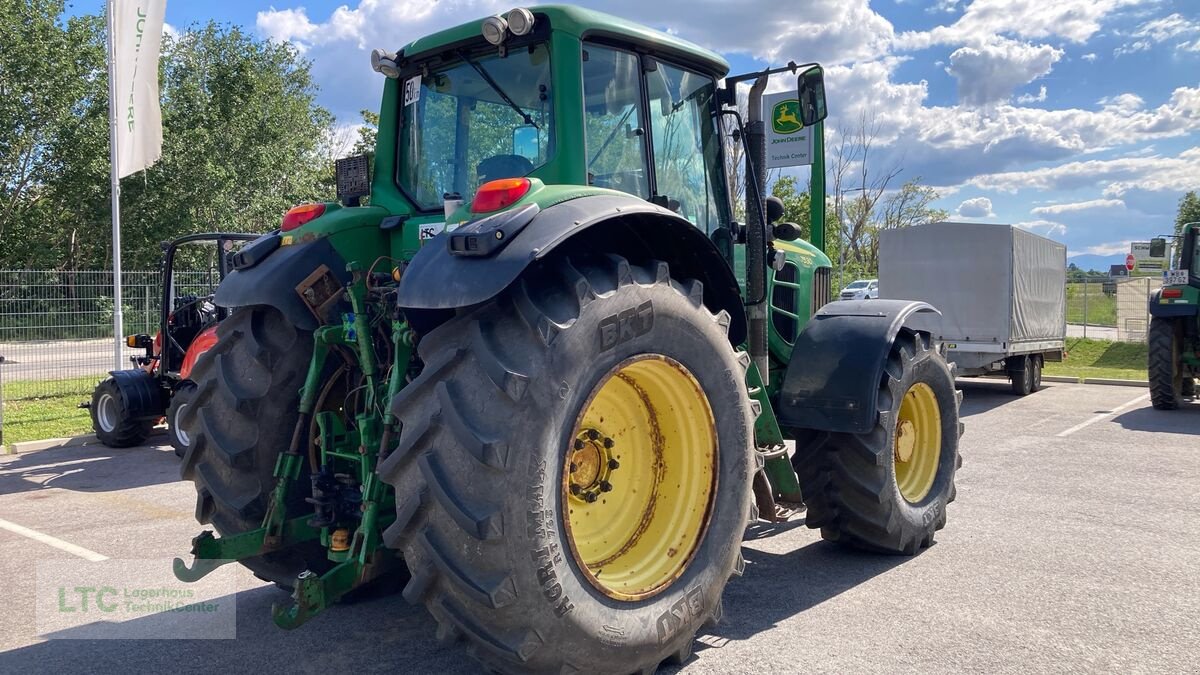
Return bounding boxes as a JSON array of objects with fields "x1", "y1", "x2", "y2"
[{"x1": 772, "y1": 100, "x2": 803, "y2": 134}]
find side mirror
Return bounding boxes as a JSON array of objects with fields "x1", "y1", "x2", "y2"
[
  {"x1": 513, "y1": 125, "x2": 539, "y2": 162},
  {"x1": 773, "y1": 222, "x2": 802, "y2": 241},
  {"x1": 1149, "y1": 237, "x2": 1167, "y2": 258},
  {"x1": 795, "y1": 65, "x2": 828, "y2": 127},
  {"x1": 765, "y1": 195, "x2": 785, "y2": 224}
]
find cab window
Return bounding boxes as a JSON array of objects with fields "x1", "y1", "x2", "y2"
[{"x1": 582, "y1": 45, "x2": 649, "y2": 198}]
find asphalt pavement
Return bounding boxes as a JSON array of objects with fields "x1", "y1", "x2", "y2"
[{"x1": 0, "y1": 381, "x2": 1197, "y2": 673}]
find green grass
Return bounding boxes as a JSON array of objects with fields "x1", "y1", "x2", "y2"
[
  {"x1": 1065, "y1": 282, "x2": 1116, "y2": 326},
  {"x1": 2, "y1": 376, "x2": 99, "y2": 449},
  {"x1": 1043, "y1": 338, "x2": 1148, "y2": 381}
]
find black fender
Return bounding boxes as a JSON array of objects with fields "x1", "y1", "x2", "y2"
[
  {"x1": 214, "y1": 235, "x2": 350, "y2": 330},
  {"x1": 398, "y1": 193, "x2": 746, "y2": 344},
  {"x1": 776, "y1": 299, "x2": 939, "y2": 434},
  {"x1": 108, "y1": 369, "x2": 167, "y2": 419},
  {"x1": 1148, "y1": 288, "x2": 1199, "y2": 318}
]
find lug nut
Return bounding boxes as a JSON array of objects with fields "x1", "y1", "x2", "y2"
[
  {"x1": 584, "y1": 492, "x2": 598, "y2": 503},
  {"x1": 569, "y1": 462, "x2": 577, "y2": 473},
  {"x1": 603, "y1": 437, "x2": 614, "y2": 449},
  {"x1": 599, "y1": 481, "x2": 612, "y2": 492},
  {"x1": 573, "y1": 438, "x2": 585, "y2": 450},
  {"x1": 608, "y1": 458, "x2": 620, "y2": 470},
  {"x1": 587, "y1": 429, "x2": 600, "y2": 441},
  {"x1": 570, "y1": 484, "x2": 582, "y2": 495}
]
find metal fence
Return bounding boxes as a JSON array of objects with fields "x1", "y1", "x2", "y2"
[
  {"x1": 1066, "y1": 275, "x2": 1159, "y2": 343},
  {"x1": 0, "y1": 268, "x2": 220, "y2": 401}
]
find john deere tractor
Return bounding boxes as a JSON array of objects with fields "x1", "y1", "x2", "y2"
[
  {"x1": 1148, "y1": 226, "x2": 1200, "y2": 409},
  {"x1": 175, "y1": 6, "x2": 961, "y2": 672}
]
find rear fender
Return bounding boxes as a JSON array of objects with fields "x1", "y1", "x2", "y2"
[
  {"x1": 776, "y1": 299, "x2": 939, "y2": 434},
  {"x1": 214, "y1": 236, "x2": 350, "y2": 330},
  {"x1": 179, "y1": 325, "x2": 219, "y2": 380},
  {"x1": 397, "y1": 194, "x2": 746, "y2": 344},
  {"x1": 1148, "y1": 288, "x2": 1199, "y2": 318},
  {"x1": 108, "y1": 369, "x2": 167, "y2": 420}
]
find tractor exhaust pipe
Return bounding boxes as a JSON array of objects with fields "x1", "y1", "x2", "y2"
[{"x1": 745, "y1": 76, "x2": 770, "y2": 384}]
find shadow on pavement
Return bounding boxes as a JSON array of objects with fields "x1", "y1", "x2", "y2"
[
  {"x1": 956, "y1": 378, "x2": 1024, "y2": 417},
  {"x1": 0, "y1": 441, "x2": 179, "y2": 495},
  {"x1": 1113, "y1": 402, "x2": 1200, "y2": 436}
]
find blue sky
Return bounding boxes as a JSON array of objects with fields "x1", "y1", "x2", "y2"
[{"x1": 76, "y1": 0, "x2": 1200, "y2": 265}]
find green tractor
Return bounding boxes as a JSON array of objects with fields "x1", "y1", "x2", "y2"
[
  {"x1": 1148, "y1": 225, "x2": 1200, "y2": 409},
  {"x1": 175, "y1": 6, "x2": 961, "y2": 672}
]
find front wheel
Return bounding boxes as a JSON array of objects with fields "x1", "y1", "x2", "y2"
[
  {"x1": 167, "y1": 381, "x2": 196, "y2": 458},
  {"x1": 380, "y1": 255, "x2": 755, "y2": 674},
  {"x1": 793, "y1": 328, "x2": 961, "y2": 554}
]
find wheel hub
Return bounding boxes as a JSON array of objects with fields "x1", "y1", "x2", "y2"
[
  {"x1": 893, "y1": 382, "x2": 943, "y2": 503},
  {"x1": 894, "y1": 419, "x2": 916, "y2": 463},
  {"x1": 561, "y1": 354, "x2": 717, "y2": 601},
  {"x1": 568, "y1": 429, "x2": 618, "y2": 503}
]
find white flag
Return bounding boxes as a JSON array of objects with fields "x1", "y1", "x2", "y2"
[{"x1": 111, "y1": 0, "x2": 166, "y2": 178}]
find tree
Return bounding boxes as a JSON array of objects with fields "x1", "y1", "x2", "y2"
[
  {"x1": 1175, "y1": 191, "x2": 1200, "y2": 238},
  {"x1": 0, "y1": 9, "x2": 337, "y2": 270}
]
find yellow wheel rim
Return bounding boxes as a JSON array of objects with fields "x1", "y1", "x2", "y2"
[
  {"x1": 562, "y1": 354, "x2": 717, "y2": 601},
  {"x1": 893, "y1": 382, "x2": 942, "y2": 503}
]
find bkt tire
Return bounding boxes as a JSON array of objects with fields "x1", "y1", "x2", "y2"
[
  {"x1": 380, "y1": 254, "x2": 755, "y2": 674},
  {"x1": 793, "y1": 328, "x2": 962, "y2": 554},
  {"x1": 90, "y1": 376, "x2": 153, "y2": 448}
]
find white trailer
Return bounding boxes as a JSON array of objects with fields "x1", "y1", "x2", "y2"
[{"x1": 879, "y1": 221, "x2": 1066, "y2": 395}]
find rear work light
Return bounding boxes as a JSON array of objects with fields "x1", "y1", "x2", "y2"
[
  {"x1": 471, "y1": 178, "x2": 531, "y2": 213},
  {"x1": 1162, "y1": 288, "x2": 1183, "y2": 299},
  {"x1": 281, "y1": 203, "x2": 326, "y2": 231}
]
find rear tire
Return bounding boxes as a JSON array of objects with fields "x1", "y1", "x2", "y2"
[
  {"x1": 1029, "y1": 355, "x2": 1042, "y2": 393},
  {"x1": 1008, "y1": 355, "x2": 1033, "y2": 396},
  {"x1": 381, "y1": 255, "x2": 754, "y2": 674},
  {"x1": 90, "y1": 377, "x2": 153, "y2": 448},
  {"x1": 1148, "y1": 317, "x2": 1183, "y2": 410},
  {"x1": 167, "y1": 381, "x2": 196, "y2": 458},
  {"x1": 793, "y1": 329, "x2": 961, "y2": 554},
  {"x1": 178, "y1": 306, "x2": 330, "y2": 586}
]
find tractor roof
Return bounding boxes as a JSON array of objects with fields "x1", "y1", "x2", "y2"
[{"x1": 399, "y1": 4, "x2": 730, "y2": 77}]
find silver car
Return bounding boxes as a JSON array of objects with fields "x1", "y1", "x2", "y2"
[{"x1": 838, "y1": 278, "x2": 878, "y2": 300}]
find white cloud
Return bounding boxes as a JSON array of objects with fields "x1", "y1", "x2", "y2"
[
  {"x1": 945, "y1": 38, "x2": 1062, "y2": 105},
  {"x1": 1115, "y1": 13, "x2": 1200, "y2": 56},
  {"x1": 927, "y1": 0, "x2": 962, "y2": 14},
  {"x1": 1075, "y1": 241, "x2": 1133, "y2": 256},
  {"x1": 969, "y1": 147, "x2": 1200, "y2": 196},
  {"x1": 896, "y1": 0, "x2": 1144, "y2": 51},
  {"x1": 1032, "y1": 199, "x2": 1125, "y2": 215},
  {"x1": 1081, "y1": 52, "x2": 1098, "y2": 62},
  {"x1": 1016, "y1": 85, "x2": 1048, "y2": 104},
  {"x1": 957, "y1": 196, "x2": 995, "y2": 217},
  {"x1": 1014, "y1": 219, "x2": 1068, "y2": 236},
  {"x1": 1098, "y1": 93, "x2": 1145, "y2": 115}
]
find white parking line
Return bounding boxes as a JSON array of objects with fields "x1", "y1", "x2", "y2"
[
  {"x1": 0, "y1": 517, "x2": 108, "y2": 561},
  {"x1": 0, "y1": 457, "x2": 108, "y2": 476},
  {"x1": 1056, "y1": 393, "x2": 1151, "y2": 437}
]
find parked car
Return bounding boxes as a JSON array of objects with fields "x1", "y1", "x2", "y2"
[{"x1": 838, "y1": 278, "x2": 878, "y2": 300}]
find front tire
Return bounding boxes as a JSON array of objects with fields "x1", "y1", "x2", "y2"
[
  {"x1": 380, "y1": 255, "x2": 755, "y2": 674},
  {"x1": 793, "y1": 329, "x2": 961, "y2": 554},
  {"x1": 167, "y1": 381, "x2": 196, "y2": 458},
  {"x1": 1149, "y1": 317, "x2": 1184, "y2": 410}
]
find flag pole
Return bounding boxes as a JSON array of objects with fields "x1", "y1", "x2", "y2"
[{"x1": 106, "y1": 0, "x2": 124, "y2": 371}]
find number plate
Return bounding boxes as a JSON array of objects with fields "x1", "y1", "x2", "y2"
[{"x1": 1164, "y1": 269, "x2": 1188, "y2": 286}]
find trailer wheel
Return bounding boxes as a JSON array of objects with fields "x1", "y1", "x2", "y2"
[
  {"x1": 1008, "y1": 355, "x2": 1033, "y2": 396},
  {"x1": 1148, "y1": 317, "x2": 1183, "y2": 410},
  {"x1": 167, "y1": 381, "x2": 196, "y2": 458},
  {"x1": 793, "y1": 328, "x2": 961, "y2": 554},
  {"x1": 381, "y1": 255, "x2": 753, "y2": 674},
  {"x1": 90, "y1": 377, "x2": 153, "y2": 448},
  {"x1": 1029, "y1": 355, "x2": 1043, "y2": 393}
]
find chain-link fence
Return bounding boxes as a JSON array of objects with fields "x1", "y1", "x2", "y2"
[
  {"x1": 1065, "y1": 274, "x2": 1159, "y2": 343},
  {"x1": 0, "y1": 268, "x2": 220, "y2": 411}
]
